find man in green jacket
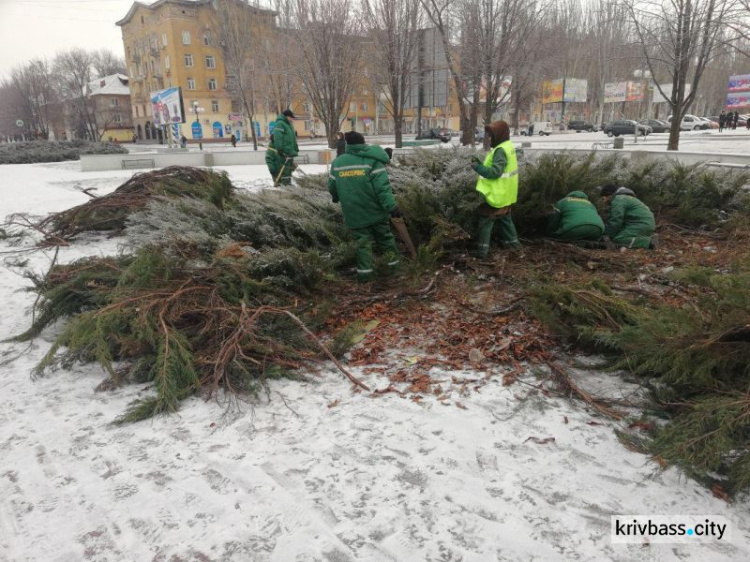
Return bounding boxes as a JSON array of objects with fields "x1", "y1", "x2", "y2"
[
  {"x1": 547, "y1": 191, "x2": 605, "y2": 241},
  {"x1": 599, "y1": 183, "x2": 656, "y2": 249},
  {"x1": 327, "y1": 131, "x2": 401, "y2": 282},
  {"x1": 267, "y1": 109, "x2": 299, "y2": 186},
  {"x1": 470, "y1": 120, "x2": 521, "y2": 257}
]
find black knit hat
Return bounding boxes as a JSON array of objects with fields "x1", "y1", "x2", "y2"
[
  {"x1": 599, "y1": 183, "x2": 618, "y2": 196},
  {"x1": 283, "y1": 109, "x2": 296, "y2": 119},
  {"x1": 344, "y1": 131, "x2": 365, "y2": 145}
]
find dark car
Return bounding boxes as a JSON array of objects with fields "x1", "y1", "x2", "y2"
[
  {"x1": 416, "y1": 128, "x2": 451, "y2": 142},
  {"x1": 603, "y1": 120, "x2": 651, "y2": 137},
  {"x1": 639, "y1": 119, "x2": 670, "y2": 133},
  {"x1": 567, "y1": 120, "x2": 597, "y2": 132}
]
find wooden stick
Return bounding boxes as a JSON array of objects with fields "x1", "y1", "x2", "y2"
[{"x1": 548, "y1": 361, "x2": 625, "y2": 420}]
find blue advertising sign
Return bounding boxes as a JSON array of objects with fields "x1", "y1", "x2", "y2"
[
  {"x1": 212, "y1": 121, "x2": 223, "y2": 138},
  {"x1": 255, "y1": 121, "x2": 261, "y2": 137},
  {"x1": 191, "y1": 122, "x2": 203, "y2": 139},
  {"x1": 269, "y1": 121, "x2": 276, "y2": 135}
]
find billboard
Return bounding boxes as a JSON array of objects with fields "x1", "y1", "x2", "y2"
[
  {"x1": 604, "y1": 82, "x2": 627, "y2": 103},
  {"x1": 542, "y1": 79, "x2": 564, "y2": 104},
  {"x1": 626, "y1": 81, "x2": 645, "y2": 102},
  {"x1": 726, "y1": 92, "x2": 750, "y2": 108},
  {"x1": 150, "y1": 87, "x2": 186, "y2": 126},
  {"x1": 564, "y1": 79, "x2": 587, "y2": 103},
  {"x1": 728, "y1": 74, "x2": 750, "y2": 92},
  {"x1": 652, "y1": 83, "x2": 691, "y2": 104}
]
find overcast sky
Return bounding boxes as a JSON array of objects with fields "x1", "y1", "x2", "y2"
[{"x1": 0, "y1": 0, "x2": 141, "y2": 80}]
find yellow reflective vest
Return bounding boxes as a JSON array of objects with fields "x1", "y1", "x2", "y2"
[{"x1": 475, "y1": 140, "x2": 518, "y2": 209}]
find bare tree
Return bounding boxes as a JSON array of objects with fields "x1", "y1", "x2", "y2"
[
  {"x1": 291, "y1": 0, "x2": 364, "y2": 148},
  {"x1": 362, "y1": 0, "x2": 422, "y2": 147},
  {"x1": 624, "y1": 0, "x2": 738, "y2": 150},
  {"x1": 91, "y1": 49, "x2": 127, "y2": 78},
  {"x1": 9, "y1": 59, "x2": 58, "y2": 139},
  {"x1": 212, "y1": 0, "x2": 268, "y2": 150},
  {"x1": 53, "y1": 48, "x2": 98, "y2": 140}
]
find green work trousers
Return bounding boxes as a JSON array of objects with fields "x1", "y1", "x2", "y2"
[
  {"x1": 552, "y1": 224, "x2": 603, "y2": 242},
  {"x1": 476, "y1": 212, "x2": 520, "y2": 258},
  {"x1": 351, "y1": 220, "x2": 400, "y2": 282}
]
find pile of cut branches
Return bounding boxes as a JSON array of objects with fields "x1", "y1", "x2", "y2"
[{"x1": 36, "y1": 166, "x2": 234, "y2": 242}]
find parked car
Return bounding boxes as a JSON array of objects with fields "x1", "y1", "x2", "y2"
[
  {"x1": 474, "y1": 128, "x2": 486, "y2": 142},
  {"x1": 639, "y1": 119, "x2": 670, "y2": 133},
  {"x1": 603, "y1": 120, "x2": 652, "y2": 137},
  {"x1": 520, "y1": 121, "x2": 553, "y2": 136},
  {"x1": 567, "y1": 120, "x2": 597, "y2": 132},
  {"x1": 667, "y1": 114, "x2": 705, "y2": 131},
  {"x1": 415, "y1": 128, "x2": 451, "y2": 142},
  {"x1": 699, "y1": 117, "x2": 718, "y2": 129}
]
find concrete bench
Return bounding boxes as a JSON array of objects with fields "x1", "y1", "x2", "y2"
[
  {"x1": 121, "y1": 158, "x2": 156, "y2": 170},
  {"x1": 295, "y1": 154, "x2": 311, "y2": 165},
  {"x1": 591, "y1": 142, "x2": 614, "y2": 150}
]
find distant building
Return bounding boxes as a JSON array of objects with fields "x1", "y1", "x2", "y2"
[
  {"x1": 117, "y1": 0, "x2": 275, "y2": 142},
  {"x1": 87, "y1": 74, "x2": 134, "y2": 142}
]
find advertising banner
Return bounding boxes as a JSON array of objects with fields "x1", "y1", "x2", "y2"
[
  {"x1": 604, "y1": 82, "x2": 627, "y2": 103},
  {"x1": 652, "y1": 83, "x2": 690, "y2": 104},
  {"x1": 626, "y1": 81, "x2": 645, "y2": 102},
  {"x1": 728, "y1": 74, "x2": 750, "y2": 92},
  {"x1": 150, "y1": 87, "x2": 185, "y2": 126},
  {"x1": 564, "y1": 79, "x2": 587, "y2": 103},
  {"x1": 542, "y1": 79, "x2": 564, "y2": 104},
  {"x1": 726, "y1": 92, "x2": 750, "y2": 108}
]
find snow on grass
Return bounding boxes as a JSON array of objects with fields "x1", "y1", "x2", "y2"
[{"x1": 0, "y1": 161, "x2": 749, "y2": 561}]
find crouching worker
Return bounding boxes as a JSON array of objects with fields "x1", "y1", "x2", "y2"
[
  {"x1": 470, "y1": 120, "x2": 521, "y2": 257},
  {"x1": 599, "y1": 183, "x2": 656, "y2": 249},
  {"x1": 328, "y1": 131, "x2": 401, "y2": 282},
  {"x1": 547, "y1": 191, "x2": 605, "y2": 242}
]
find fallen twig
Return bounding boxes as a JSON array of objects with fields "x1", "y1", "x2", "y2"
[{"x1": 548, "y1": 361, "x2": 625, "y2": 420}]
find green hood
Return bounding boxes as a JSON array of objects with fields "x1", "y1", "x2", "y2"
[
  {"x1": 568, "y1": 191, "x2": 589, "y2": 199},
  {"x1": 345, "y1": 143, "x2": 390, "y2": 164}
]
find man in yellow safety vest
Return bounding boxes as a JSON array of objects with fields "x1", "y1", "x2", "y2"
[{"x1": 470, "y1": 120, "x2": 520, "y2": 257}]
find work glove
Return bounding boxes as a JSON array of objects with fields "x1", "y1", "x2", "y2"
[
  {"x1": 470, "y1": 155, "x2": 481, "y2": 170},
  {"x1": 390, "y1": 207, "x2": 403, "y2": 219}
]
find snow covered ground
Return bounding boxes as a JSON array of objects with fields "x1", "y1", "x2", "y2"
[{"x1": 1, "y1": 161, "x2": 749, "y2": 562}]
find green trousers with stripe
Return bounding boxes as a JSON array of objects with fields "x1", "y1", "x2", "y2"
[
  {"x1": 476, "y1": 213, "x2": 521, "y2": 258},
  {"x1": 351, "y1": 220, "x2": 400, "y2": 282}
]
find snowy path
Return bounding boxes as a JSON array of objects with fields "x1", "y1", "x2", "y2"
[{"x1": 0, "y1": 161, "x2": 748, "y2": 562}]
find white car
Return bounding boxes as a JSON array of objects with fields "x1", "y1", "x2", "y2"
[{"x1": 667, "y1": 114, "x2": 705, "y2": 131}]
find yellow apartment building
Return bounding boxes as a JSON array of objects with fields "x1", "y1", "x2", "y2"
[{"x1": 117, "y1": 0, "x2": 275, "y2": 143}]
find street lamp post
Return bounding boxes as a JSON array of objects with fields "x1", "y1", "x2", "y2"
[{"x1": 192, "y1": 101, "x2": 205, "y2": 150}]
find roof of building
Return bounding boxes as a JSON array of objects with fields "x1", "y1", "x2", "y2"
[
  {"x1": 88, "y1": 74, "x2": 130, "y2": 97},
  {"x1": 116, "y1": 0, "x2": 275, "y2": 26}
]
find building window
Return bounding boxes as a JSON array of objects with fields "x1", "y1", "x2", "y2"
[
  {"x1": 135, "y1": 106, "x2": 140, "y2": 118},
  {"x1": 184, "y1": 54, "x2": 193, "y2": 67},
  {"x1": 208, "y1": 78, "x2": 217, "y2": 90},
  {"x1": 205, "y1": 55, "x2": 215, "y2": 69},
  {"x1": 110, "y1": 98, "x2": 120, "y2": 107},
  {"x1": 303, "y1": 102, "x2": 311, "y2": 113},
  {"x1": 361, "y1": 103, "x2": 368, "y2": 111},
  {"x1": 187, "y1": 78, "x2": 196, "y2": 90},
  {"x1": 211, "y1": 100, "x2": 219, "y2": 112},
  {"x1": 349, "y1": 102, "x2": 355, "y2": 112},
  {"x1": 203, "y1": 32, "x2": 211, "y2": 46},
  {"x1": 182, "y1": 31, "x2": 191, "y2": 45},
  {"x1": 140, "y1": 15, "x2": 144, "y2": 24},
  {"x1": 165, "y1": 56, "x2": 170, "y2": 70},
  {"x1": 162, "y1": 33, "x2": 167, "y2": 47},
  {"x1": 114, "y1": 113, "x2": 122, "y2": 124}
]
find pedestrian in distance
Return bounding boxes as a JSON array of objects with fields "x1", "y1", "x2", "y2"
[
  {"x1": 599, "y1": 183, "x2": 656, "y2": 249},
  {"x1": 547, "y1": 191, "x2": 605, "y2": 242},
  {"x1": 327, "y1": 131, "x2": 401, "y2": 282},
  {"x1": 336, "y1": 132, "x2": 346, "y2": 157},
  {"x1": 180, "y1": 135, "x2": 187, "y2": 149},
  {"x1": 719, "y1": 112, "x2": 726, "y2": 132},
  {"x1": 470, "y1": 120, "x2": 521, "y2": 258},
  {"x1": 268, "y1": 109, "x2": 299, "y2": 186},
  {"x1": 230, "y1": 133, "x2": 237, "y2": 148},
  {"x1": 734, "y1": 111, "x2": 740, "y2": 129}
]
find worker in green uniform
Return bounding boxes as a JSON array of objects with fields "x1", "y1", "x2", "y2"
[
  {"x1": 599, "y1": 183, "x2": 656, "y2": 249},
  {"x1": 267, "y1": 109, "x2": 299, "y2": 186},
  {"x1": 547, "y1": 191, "x2": 605, "y2": 241},
  {"x1": 327, "y1": 131, "x2": 401, "y2": 282},
  {"x1": 470, "y1": 120, "x2": 521, "y2": 257}
]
